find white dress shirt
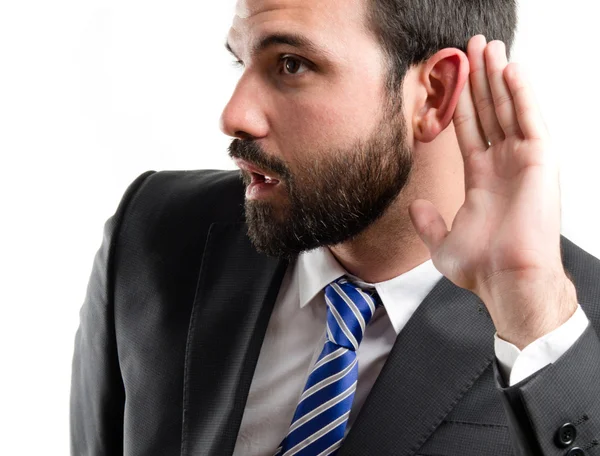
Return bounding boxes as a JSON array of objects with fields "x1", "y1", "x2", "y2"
[{"x1": 232, "y1": 247, "x2": 589, "y2": 456}]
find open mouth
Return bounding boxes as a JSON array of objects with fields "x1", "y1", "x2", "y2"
[
  {"x1": 232, "y1": 158, "x2": 283, "y2": 199},
  {"x1": 250, "y1": 172, "x2": 280, "y2": 185}
]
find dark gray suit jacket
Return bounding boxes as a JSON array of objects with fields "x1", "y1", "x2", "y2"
[{"x1": 70, "y1": 170, "x2": 600, "y2": 456}]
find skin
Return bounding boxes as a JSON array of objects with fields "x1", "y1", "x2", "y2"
[{"x1": 222, "y1": 0, "x2": 578, "y2": 349}]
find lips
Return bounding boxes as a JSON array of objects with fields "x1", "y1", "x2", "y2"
[{"x1": 232, "y1": 158, "x2": 281, "y2": 185}]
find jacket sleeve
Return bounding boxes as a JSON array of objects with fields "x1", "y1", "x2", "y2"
[
  {"x1": 70, "y1": 171, "x2": 155, "y2": 456},
  {"x1": 496, "y1": 323, "x2": 600, "y2": 456}
]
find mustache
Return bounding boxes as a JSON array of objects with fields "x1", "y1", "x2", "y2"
[{"x1": 228, "y1": 139, "x2": 291, "y2": 180}]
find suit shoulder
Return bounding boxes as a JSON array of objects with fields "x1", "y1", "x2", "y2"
[
  {"x1": 561, "y1": 235, "x2": 600, "y2": 325},
  {"x1": 110, "y1": 169, "x2": 247, "y2": 290},
  {"x1": 126, "y1": 169, "x2": 246, "y2": 226}
]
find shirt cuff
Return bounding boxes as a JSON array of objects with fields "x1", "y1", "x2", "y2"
[{"x1": 494, "y1": 305, "x2": 589, "y2": 386}]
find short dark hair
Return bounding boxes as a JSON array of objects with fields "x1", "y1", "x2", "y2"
[{"x1": 366, "y1": 0, "x2": 518, "y2": 92}]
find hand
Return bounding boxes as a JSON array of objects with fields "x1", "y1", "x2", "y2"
[{"x1": 408, "y1": 35, "x2": 577, "y2": 349}]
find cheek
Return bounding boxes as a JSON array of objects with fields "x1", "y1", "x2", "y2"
[{"x1": 269, "y1": 83, "x2": 385, "y2": 161}]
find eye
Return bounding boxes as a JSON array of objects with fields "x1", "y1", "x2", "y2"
[{"x1": 280, "y1": 55, "x2": 309, "y2": 75}]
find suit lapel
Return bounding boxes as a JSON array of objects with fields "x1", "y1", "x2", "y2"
[
  {"x1": 180, "y1": 223, "x2": 288, "y2": 456},
  {"x1": 339, "y1": 277, "x2": 497, "y2": 456}
]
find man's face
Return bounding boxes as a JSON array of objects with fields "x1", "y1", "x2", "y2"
[{"x1": 223, "y1": 0, "x2": 413, "y2": 258}]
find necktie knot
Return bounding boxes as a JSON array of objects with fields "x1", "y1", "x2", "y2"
[{"x1": 324, "y1": 277, "x2": 379, "y2": 351}]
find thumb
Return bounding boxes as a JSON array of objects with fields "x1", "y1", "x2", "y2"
[{"x1": 408, "y1": 199, "x2": 449, "y2": 255}]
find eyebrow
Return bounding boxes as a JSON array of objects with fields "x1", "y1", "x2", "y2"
[{"x1": 225, "y1": 33, "x2": 329, "y2": 61}]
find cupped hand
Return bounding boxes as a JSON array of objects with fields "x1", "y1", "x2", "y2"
[{"x1": 408, "y1": 35, "x2": 577, "y2": 346}]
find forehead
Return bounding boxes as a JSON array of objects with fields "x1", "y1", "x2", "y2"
[{"x1": 229, "y1": 0, "x2": 369, "y2": 54}]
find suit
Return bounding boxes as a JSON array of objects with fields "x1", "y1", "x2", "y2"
[{"x1": 70, "y1": 169, "x2": 600, "y2": 456}]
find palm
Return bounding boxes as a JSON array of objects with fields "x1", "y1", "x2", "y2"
[{"x1": 410, "y1": 36, "x2": 562, "y2": 295}]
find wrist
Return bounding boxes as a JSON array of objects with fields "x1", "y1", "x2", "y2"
[{"x1": 479, "y1": 270, "x2": 578, "y2": 350}]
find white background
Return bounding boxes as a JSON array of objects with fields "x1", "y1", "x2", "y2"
[{"x1": 1, "y1": 0, "x2": 599, "y2": 454}]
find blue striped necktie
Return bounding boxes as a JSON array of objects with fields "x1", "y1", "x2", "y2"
[{"x1": 274, "y1": 277, "x2": 380, "y2": 456}]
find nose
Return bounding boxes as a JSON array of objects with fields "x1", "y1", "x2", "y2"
[{"x1": 219, "y1": 74, "x2": 269, "y2": 140}]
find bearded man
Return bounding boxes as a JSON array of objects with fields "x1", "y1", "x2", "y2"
[{"x1": 70, "y1": 0, "x2": 600, "y2": 455}]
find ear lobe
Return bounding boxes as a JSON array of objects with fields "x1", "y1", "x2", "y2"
[{"x1": 414, "y1": 50, "x2": 469, "y2": 143}]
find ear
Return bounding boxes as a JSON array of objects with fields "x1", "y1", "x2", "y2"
[{"x1": 413, "y1": 48, "x2": 469, "y2": 143}]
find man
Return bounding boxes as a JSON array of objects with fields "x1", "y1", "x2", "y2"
[{"x1": 70, "y1": 0, "x2": 600, "y2": 455}]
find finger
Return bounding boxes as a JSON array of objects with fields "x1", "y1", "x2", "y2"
[
  {"x1": 503, "y1": 63, "x2": 547, "y2": 140},
  {"x1": 408, "y1": 199, "x2": 449, "y2": 255},
  {"x1": 454, "y1": 76, "x2": 488, "y2": 158},
  {"x1": 485, "y1": 41, "x2": 523, "y2": 138},
  {"x1": 468, "y1": 35, "x2": 505, "y2": 145}
]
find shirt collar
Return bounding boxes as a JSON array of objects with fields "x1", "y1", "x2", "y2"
[
  {"x1": 296, "y1": 247, "x2": 444, "y2": 334},
  {"x1": 297, "y1": 247, "x2": 346, "y2": 308},
  {"x1": 371, "y1": 260, "x2": 443, "y2": 334}
]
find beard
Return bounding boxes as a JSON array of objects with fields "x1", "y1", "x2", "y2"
[{"x1": 228, "y1": 105, "x2": 412, "y2": 259}]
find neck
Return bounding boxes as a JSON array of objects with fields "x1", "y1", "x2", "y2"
[{"x1": 328, "y1": 197, "x2": 431, "y2": 283}]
